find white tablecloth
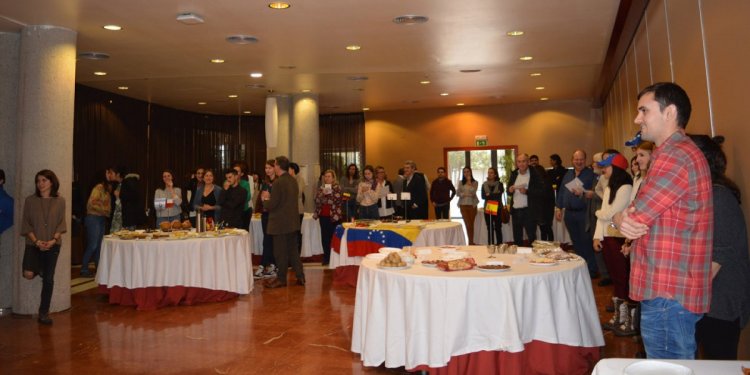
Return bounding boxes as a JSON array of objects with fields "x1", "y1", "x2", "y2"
[
  {"x1": 473, "y1": 212, "x2": 571, "y2": 245},
  {"x1": 351, "y1": 246, "x2": 604, "y2": 369},
  {"x1": 330, "y1": 220, "x2": 466, "y2": 268},
  {"x1": 592, "y1": 358, "x2": 750, "y2": 375},
  {"x1": 97, "y1": 233, "x2": 254, "y2": 294},
  {"x1": 249, "y1": 212, "x2": 323, "y2": 257}
]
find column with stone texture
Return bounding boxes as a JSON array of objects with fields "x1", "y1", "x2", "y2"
[
  {"x1": 12, "y1": 26, "x2": 77, "y2": 315},
  {"x1": 266, "y1": 95, "x2": 291, "y2": 158},
  {"x1": 291, "y1": 94, "x2": 320, "y2": 213},
  {"x1": 0, "y1": 32, "x2": 20, "y2": 311}
]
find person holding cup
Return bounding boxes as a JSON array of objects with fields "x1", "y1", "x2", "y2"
[
  {"x1": 314, "y1": 169, "x2": 343, "y2": 266},
  {"x1": 154, "y1": 169, "x2": 182, "y2": 225}
]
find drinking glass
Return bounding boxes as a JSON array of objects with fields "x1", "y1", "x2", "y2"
[{"x1": 486, "y1": 244, "x2": 496, "y2": 258}]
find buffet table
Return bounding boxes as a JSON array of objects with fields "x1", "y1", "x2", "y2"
[
  {"x1": 250, "y1": 212, "x2": 323, "y2": 257},
  {"x1": 352, "y1": 246, "x2": 604, "y2": 374},
  {"x1": 592, "y1": 358, "x2": 750, "y2": 375},
  {"x1": 329, "y1": 220, "x2": 466, "y2": 286},
  {"x1": 97, "y1": 232, "x2": 253, "y2": 310},
  {"x1": 472, "y1": 213, "x2": 571, "y2": 245}
]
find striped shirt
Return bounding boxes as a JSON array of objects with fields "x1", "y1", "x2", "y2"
[{"x1": 629, "y1": 131, "x2": 713, "y2": 313}]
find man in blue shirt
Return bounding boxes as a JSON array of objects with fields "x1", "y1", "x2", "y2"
[
  {"x1": 0, "y1": 169, "x2": 13, "y2": 237},
  {"x1": 555, "y1": 150, "x2": 598, "y2": 277}
]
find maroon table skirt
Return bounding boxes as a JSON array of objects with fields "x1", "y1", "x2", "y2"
[
  {"x1": 333, "y1": 265, "x2": 360, "y2": 287},
  {"x1": 408, "y1": 340, "x2": 600, "y2": 375},
  {"x1": 98, "y1": 285, "x2": 239, "y2": 311}
]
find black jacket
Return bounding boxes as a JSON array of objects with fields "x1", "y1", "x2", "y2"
[
  {"x1": 507, "y1": 168, "x2": 545, "y2": 221},
  {"x1": 403, "y1": 172, "x2": 428, "y2": 219},
  {"x1": 219, "y1": 184, "x2": 247, "y2": 229},
  {"x1": 120, "y1": 173, "x2": 146, "y2": 228}
]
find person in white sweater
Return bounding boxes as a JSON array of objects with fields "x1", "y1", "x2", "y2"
[{"x1": 593, "y1": 153, "x2": 633, "y2": 334}]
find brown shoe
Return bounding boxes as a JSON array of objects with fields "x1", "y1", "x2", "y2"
[{"x1": 264, "y1": 278, "x2": 287, "y2": 289}]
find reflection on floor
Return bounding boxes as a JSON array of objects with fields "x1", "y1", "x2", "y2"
[{"x1": 0, "y1": 267, "x2": 641, "y2": 374}]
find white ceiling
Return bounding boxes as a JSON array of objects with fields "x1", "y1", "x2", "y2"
[{"x1": 0, "y1": 0, "x2": 620, "y2": 115}]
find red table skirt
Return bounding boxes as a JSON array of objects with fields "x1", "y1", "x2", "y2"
[
  {"x1": 409, "y1": 340, "x2": 600, "y2": 375},
  {"x1": 98, "y1": 285, "x2": 239, "y2": 311},
  {"x1": 333, "y1": 266, "x2": 360, "y2": 287}
]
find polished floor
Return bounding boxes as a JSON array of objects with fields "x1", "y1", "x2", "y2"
[{"x1": 0, "y1": 265, "x2": 641, "y2": 374}]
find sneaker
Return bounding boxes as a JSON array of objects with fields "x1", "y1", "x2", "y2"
[
  {"x1": 263, "y1": 264, "x2": 277, "y2": 278},
  {"x1": 253, "y1": 265, "x2": 265, "y2": 279}
]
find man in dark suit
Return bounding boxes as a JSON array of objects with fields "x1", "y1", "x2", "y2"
[
  {"x1": 219, "y1": 168, "x2": 247, "y2": 229},
  {"x1": 261, "y1": 156, "x2": 304, "y2": 288},
  {"x1": 402, "y1": 160, "x2": 428, "y2": 220},
  {"x1": 507, "y1": 153, "x2": 544, "y2": 246}
]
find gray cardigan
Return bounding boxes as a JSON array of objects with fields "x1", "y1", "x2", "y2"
[{"x1": 708, "y1": 184, "x2": 750, "y2": 327}]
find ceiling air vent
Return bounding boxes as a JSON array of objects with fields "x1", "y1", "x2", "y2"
[
  {"x1": 226, "y1": 35, "x2": 259, "y2": 44},
  {"x1": 392, "y1": 15, "x2": 429, "y2": 25}
]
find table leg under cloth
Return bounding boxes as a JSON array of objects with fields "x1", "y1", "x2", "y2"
[
  {"x1": 408, "y1": 341, "x2": 600, "y2": 375},
  {"x1": 98, "y1": 285, "x2": 239, "y2": 311}
]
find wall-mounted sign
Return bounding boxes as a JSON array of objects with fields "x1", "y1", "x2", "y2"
[{"x1": 475, "y1": 135, "x2": 488, "y2": 147}]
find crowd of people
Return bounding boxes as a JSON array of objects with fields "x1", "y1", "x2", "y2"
[{"x1": 5, "y1": 82, "x2": 750, "y2": 363}]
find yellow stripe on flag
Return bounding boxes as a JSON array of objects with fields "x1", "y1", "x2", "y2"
[{"x1": 485, "y1": 200, "x2": 499, "y2": 215}]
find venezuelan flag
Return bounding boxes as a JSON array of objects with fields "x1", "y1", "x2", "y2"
[{"x1": 331, "y1": 224, "x2": 416, "y2": 257}]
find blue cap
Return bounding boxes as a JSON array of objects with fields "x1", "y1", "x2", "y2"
[{"x1": 625, "y1": 131, "x2": 642, "y2": 147}]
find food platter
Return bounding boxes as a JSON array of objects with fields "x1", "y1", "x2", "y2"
[
  {"x1": 476, "y1": 264, "x2": 511, "y2": 272},
  {"x1": 529, "y1": 258, "x2": 558, "y2": 266},
  {"x1": 377, "y1": 264, "x2": 411, "y2": 271}
]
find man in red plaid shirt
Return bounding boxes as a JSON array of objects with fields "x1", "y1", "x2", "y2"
[{"x1": 614, "y1": 82, "x2": 712, "y2": 359}]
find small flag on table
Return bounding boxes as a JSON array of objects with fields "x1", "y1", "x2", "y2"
[{"x1": 485, "y1": 200, "x2": 500, "y2": 215}]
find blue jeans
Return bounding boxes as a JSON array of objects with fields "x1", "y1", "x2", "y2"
[
  {"x1": 82, "y1": 215, "x2": 106, "y2": 271},
  {"x1": 640, "y1": 298, "x2": 703, "y2": 359},
  {"x1": 564, "y1": 210, "x2": 598, "y2": 275}
]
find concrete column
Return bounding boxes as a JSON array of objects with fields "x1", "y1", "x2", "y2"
[
  {"x1": 266, "y1": 95, "x2": 291, "y2": 158},
  {"x1": 0, "y1": 32, "x2": 20, "y2": 311},
  {"x1": 12, "y1": 25, "x2": 77, "y2": 315},
  {"x1": 291, "y1": 94, "x2": 320, "y2": 213}
]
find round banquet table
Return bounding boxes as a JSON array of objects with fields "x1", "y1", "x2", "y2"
[
  {"x1": 329, "y1": 220, "x2": 466, "y2": 287},
  {"x1": 592, "y1": 358, "x2": 750, "y2": 375},
  {"x1": 351, "y1": 246, "x2": 604, "y2": 374},
  {"x1": 250, "y1": 212, "x2": 323, "y2": 257},
  {"x1": 97, "y1": 232, "x2": 253, "y2": 310}
]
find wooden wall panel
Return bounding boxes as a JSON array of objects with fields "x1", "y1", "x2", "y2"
[
  {"x1": 645, "y1": 0, "x2": 674, "y2": 83},
  {"x1": 633, "y1": 23, "x2": 651, "y2": 89}
]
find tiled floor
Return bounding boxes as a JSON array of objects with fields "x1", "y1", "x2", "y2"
[{"x1": 0, "y1": 265, "x2": 642, "y2": 374}]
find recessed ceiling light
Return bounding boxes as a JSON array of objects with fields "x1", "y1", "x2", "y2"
[
  {"x1": 103, "y1": 25, "x2": 122, "y2": 31},
  {"x1": 279, "y1": 65, "x2": 296, "y2": 69},
  {"x1": 250, "y1": 72, "x2": 263, "y2": 78},
  {"x1": 347, "y1": 76, "x2": 368, "y2": 81},
  {"x1": 460, "y1": 69, "x2": 481, "y2": 73},
  {"x1": 362, "y1": 107, "x2": 370, "y2": 111},
  {"x1": 226, "y1": 35, "x2": 259, "y2": 44},
  {"x1": 346, "y1": 45, "x2": 361, "y2": 51},
  {"x1": 246, "y1": 84, "x2": 266, "y2": 89},
  {"x1": 420, "y1": 80, "x2": 431, "y2": 85},
  {"x1": 540, "y1": 97, "x2": 549, "y2": 101},
  {"x1": 268, "y1": 2, "x2": 291, "y2": 9},
  {"x1": 520, "y1": 56, "x2": 533, "y2": 61},
  {"x1": 530, "y1": 72, "x2": 542, "y2": 77},
  {"x1": 302, "y1": 89, "x2": 311, "y2": 93},
  {"x1": 176, "y1": 12, "x2": 204, "y2": 25},
  {"x1": 94, "y1": 71, "x2": 107, "y2": 76},
  {"x1": 506, "y1": 30, "x2": 524, "y2": 36},
  {"x1": 78, "y1": 52, "x2": 110, "y2": 60},
  {"x1": 243, "y1": 110, "x2": 252, "y2": 114},
  {"x1": 535, "y1": 86, "x2": 545, "y2": 90},
  {"x1": 440, "y1": 92, "x2": 449, "y2": 96},
  {"x1": 117, "y1": 86, "x2": 128, "y2": 90},
  {"x1": 456, "y1": 103, "x2": 465, "y2": 106},
  {"x1": 228, "y1": 94, "x2": 238, "y2": 98},
  {"x1": 197, "y1": 102, "x2": 207, "y2": 105},
  {"x1": 210, "y1": 59, "x2": 225, "y2": 64},
  {"x1": 393, "y1": 15, "x2": 429, "y2": 25}
]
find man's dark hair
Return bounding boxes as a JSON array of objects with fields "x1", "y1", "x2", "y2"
[
  {"x1": 437, "y1": 167, "x2": 446, "y2": 173},
  {"x1": 289, "y1": 162, "x2": 300, "y2": 174},
  {"x1": 550, "y1": 154, "x2": 563, "y2": 166},
  {"x1": 109, "y1": 165, "x2": 127, "y2": 177},
  {"x1": 224, "y1": 168, "x2": 238, "y2": 176},
  {"x1": 638, "y1": 82, "x2": 692, "y2": 129},
  {"x1": 275, "y1": 156, "x2": 290, "y2": 171},
  {"x1": 0, "y1": 168, "x2": 5, "y2": 185},
  {"x1": 529, "y1": 155, "x2": 539, "y2": 160}
]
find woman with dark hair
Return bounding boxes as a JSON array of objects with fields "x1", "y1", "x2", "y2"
[
  {"x1": 154, "y1": 169, "x2": 182, "y2": 225},
  {"x1": 356, "y1": 165, "x2": 381, "y2": 220},
  {"x1": 340, "y1": 163, "x2": 360, "y2": 221},
  {"x1": 232, "y1": 161, "x2": 253, "y2": 229},
  {"x1": 193, "y1": 169, "x2": 222, "y2": 221},
  {"x1": 21, "y1": 169, "x2": 66, "y2": 325},
  {"x1": 314, "y1": 169, "x2": 343, "y2": 266},
  {"x1": 81, "y1": 170, "x2": 111, "y2": 277},
  {"x1": 690, "y1": 134, "x2": 750, "y2": 360},
  {"x1": 375, "y1": 166, "x2": 395, "y2": 219},
  {"x1": 481, "y1": 167, "x2": 504, "y2": 245},
  {"x1": 592, "y1": 153, "x2": 634, "y2": 335},
  {"x1": 548, "y1": 153, "x2": 567, "y2": 193},
  {"x1": 184, "y1": 166, "x2": 204, "y2": 226},
  {"x1": 254, "y1": 160, "x2": 277, "y2": 279},
  {"x1": 457, "y1": 167, "x2": 479, "y2": 245},
  {"x1": 629, "y1": 155, "x2": 639, "y2": 177}
]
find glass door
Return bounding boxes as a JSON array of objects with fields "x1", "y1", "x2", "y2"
[{"x1": 446, "y1": 146, "x2": 517, "y2": 218}]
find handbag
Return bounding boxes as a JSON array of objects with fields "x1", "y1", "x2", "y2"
[{"x1": 500, "y1": 205, "x2": 510, "y2": 224}]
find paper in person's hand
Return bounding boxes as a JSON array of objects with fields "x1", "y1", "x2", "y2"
[{"x1": 564, "y1": 178, "x2": 584, "y2": 193}]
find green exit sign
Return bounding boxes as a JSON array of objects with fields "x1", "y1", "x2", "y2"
[{"x1": 475, "y1": 139, "x2": 487, "y2": 146}]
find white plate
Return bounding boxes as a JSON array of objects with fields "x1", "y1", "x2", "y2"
[
  {"x1": 623, "y1": 361, "x2": 694, "y2": 375},
  {"x1": 420, "y1": 261, "x2": 439, "y2": 268},
  {"x1": 441, "y1": 251, "x2": 468, "y2": 261},
  {"x1": 414, "y1": 248, "x2": 433, "y2": 255},
  {"x1": 476, "y1": 266, "x2": 511, "y2": 273},
  {"x1": 379, "y1": 247, "x2": 402, "y2": 254},
  {"x1": 529, "y1": 261, "x2": 558, "y2": 266},
  {"x1": 366, "y1": 253, "x2": 387, "y2": 260},
  {"x1": 486, "y1": 260, "x2": 505, "y2": 266},
  {"x1": 377, "y1": 264, "x2": 411, "y2": 271},
  {"x1": 439, "y1": 246, "x2": 458, "y2": 253}
]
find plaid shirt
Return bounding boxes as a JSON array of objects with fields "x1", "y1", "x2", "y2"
[{"x1": 629, "y1": 131, "x2": 713, "y2": 313}]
